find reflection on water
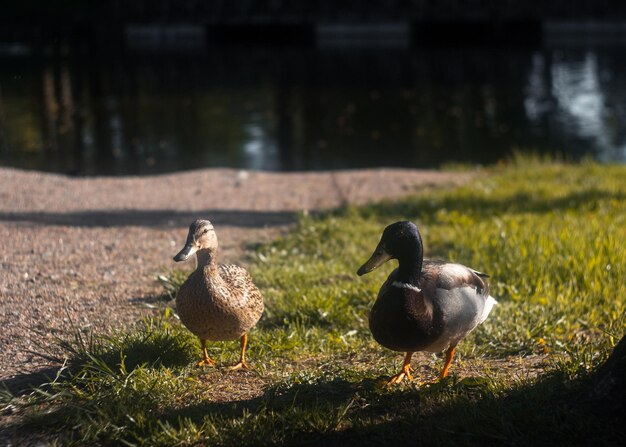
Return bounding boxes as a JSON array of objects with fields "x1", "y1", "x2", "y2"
[
  {"x1": 525, "y1": 50, "x2": 626, "y2": 162},
  {"x1": 1, "y1": 44, "x2": 626, "y2": 175}
]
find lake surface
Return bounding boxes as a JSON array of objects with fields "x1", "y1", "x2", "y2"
[{"x1": 1, "y1": 43, "x2": 626, "y2": 175}]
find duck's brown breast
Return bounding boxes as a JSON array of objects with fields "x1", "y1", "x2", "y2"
[
  {"x1": 175, "y1": 267, "x2": 263, "y2": 341},
  {"x1": 369, "y1": 286, "x2": 443, "y2": 352}
]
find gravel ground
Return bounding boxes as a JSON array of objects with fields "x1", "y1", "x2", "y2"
[{"x1": 0, "y1": 167, "x2": 472, "y2": 383}]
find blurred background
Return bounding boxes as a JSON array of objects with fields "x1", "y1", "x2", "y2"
[{"x1": 1, "y1": 1, "x2": 626, "y2": 176}]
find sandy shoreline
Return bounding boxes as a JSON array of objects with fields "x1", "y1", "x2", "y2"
[{"x1": 0, "y1": 166, "x2": 472, "y2": 382}]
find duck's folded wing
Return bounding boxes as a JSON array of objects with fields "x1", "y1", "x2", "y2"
[
  {"x1": 218, "y1": 264, "x2": 264, "y2": 309},
  {"x1": 426, "y1": 261, "x2": 497, "y2": 323},
  {"x1": 422, "y1": 261, "x2": 490, "y2": 296}
]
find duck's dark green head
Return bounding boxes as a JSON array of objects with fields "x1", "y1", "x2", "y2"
[{"x1": 357, "y1": 221, "x2": 423, "y2": 276}]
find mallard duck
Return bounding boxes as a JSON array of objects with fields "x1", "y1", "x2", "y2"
[
  {"x1": 173, "y1": 219, "x2": 264, "y2": 370},
  {"x1": 357, "y1": 221, "x2": 496, "y2": 384}
]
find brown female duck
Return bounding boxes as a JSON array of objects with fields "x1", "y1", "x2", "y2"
[
  {"x1": 357, "y1": 221, "x2": 496, "y2": 384},
  {"x1": 173, "y1": 219, "x2": 264, "y2": 370}
]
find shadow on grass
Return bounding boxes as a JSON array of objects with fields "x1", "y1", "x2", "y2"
[
  {"x1": 165, "y1": 373, "x2": 624, "y2": 446},
  {"x1": 344, "y1": 189, "x2": 626, "y2": 223},
  {"x1": 257, "y1": 309, "x2": 336, "y2": 331},
  {"x1": 1, "y1": 367, "x2": 64, "y2": 396},
  {"x1": 1, "y1": 324, "x2": 196, "y2": 399},
  {"x1": 5, "y1": 368, "x2": 624, "y2": 446},
  {"x1": 82, "y1": 332, "x2": 195, "y2": 372}
]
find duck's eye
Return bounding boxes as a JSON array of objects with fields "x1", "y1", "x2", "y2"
[{"x1": 201, "y1": 228, "x2": 210, "y2": 236}]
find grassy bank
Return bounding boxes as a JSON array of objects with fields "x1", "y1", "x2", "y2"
[{"x1": 2, "y1": 158, "x2": 625, "y2": 445}]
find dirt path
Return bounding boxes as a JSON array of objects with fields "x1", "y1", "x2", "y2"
[{"x1": 0, "y1": 167, "x2": 472, "y2": 382}]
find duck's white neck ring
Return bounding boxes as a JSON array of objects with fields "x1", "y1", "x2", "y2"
[{"x1": 392, "y1": 281, "x2": 422, "y2": 293}]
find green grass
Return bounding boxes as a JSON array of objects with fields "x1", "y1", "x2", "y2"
[{"x1": 2, "y1": 157, "x2": 626, "y2": 446}]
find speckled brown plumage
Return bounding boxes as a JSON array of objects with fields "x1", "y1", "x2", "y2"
[
  {"x1": 176, "y1": 263, "x2": 264, "y2": 341},
  {"x1": 174, "y1": 219, "x2": 264, "y2": 369}
]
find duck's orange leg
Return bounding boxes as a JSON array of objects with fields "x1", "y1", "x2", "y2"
[
  {"x1": 197, "y1": 339, "x2": 216, "y2": 367},
  {"x1": 439, "y1": 346, "x2": 456, "y2": 379},
  {"x1": 388, "y1": 352, "x2": 414, "y2": 385},
  {"x1": 230, "y1": 333, "x2": 250, "y2": 371}
]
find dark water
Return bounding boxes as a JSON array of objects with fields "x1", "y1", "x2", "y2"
[{"x1": 1, "y1": 43, "x2": 626, "y2": 176}]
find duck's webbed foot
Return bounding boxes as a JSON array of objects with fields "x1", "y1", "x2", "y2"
[
  {"x1": 387, "y1": 352, "x2": 414, "y2": 385},
  {"x1": 197, "y1": 339, "x2": 216, "y2": 367},
  {"x1": 229, "y1": 360, "x2": 250, "y2": 371},
  {"x1": 229, "y1": 333, "x2": 251, "y2": 371},
  {"x1": 198, "y1": 357, "x2": 216, "y2": 367}
]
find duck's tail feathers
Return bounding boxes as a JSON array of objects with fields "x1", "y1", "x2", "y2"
[{"x1": 479, "y1": 296, "x2": 498, "y2": 324}]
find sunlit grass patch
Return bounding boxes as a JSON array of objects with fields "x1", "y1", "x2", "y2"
[
  {"x1": 251, "y1": 160, "x2": 625, "y2": 364},
  {"x1": 2, "y1": 158, "x2": 625, "y2": 445}
]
